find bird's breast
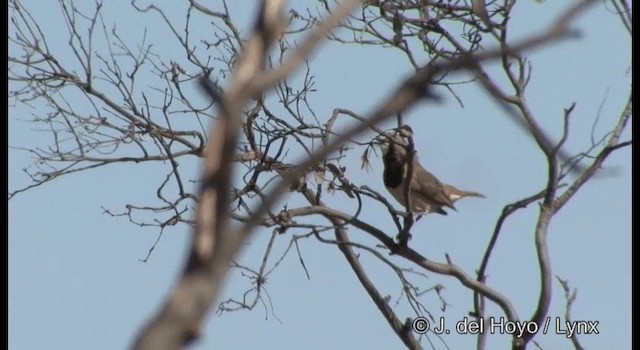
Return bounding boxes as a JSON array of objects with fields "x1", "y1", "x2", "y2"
[{"x1": 383, "y1": 155, "x2": 405, "y2": 188}]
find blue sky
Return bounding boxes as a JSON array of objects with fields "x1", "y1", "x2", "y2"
[{"x1": 9, "y1": 1, "x2": 631, "y2": 349}]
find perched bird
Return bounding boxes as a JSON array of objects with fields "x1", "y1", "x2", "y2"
[{"x1": 376, "y1": 125, "x2": 485, "y2": 216}]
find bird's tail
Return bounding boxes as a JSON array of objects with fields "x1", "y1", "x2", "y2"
[
  {"x1": 443, "y1": 184, "x2": 486, "y2": 200},
  {"x1": 458, "y1": 190, "x2": 485, "y2": 198}
]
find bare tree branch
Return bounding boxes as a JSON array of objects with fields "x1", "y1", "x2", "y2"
[
  {"x1": 299, "y1": 187, "x2": 423, "y2": 350},
  {"x1": 556, "y1": 276, "x2": 585, "y2": 350},
  {"x1": 133, "y1": 2, "x2": 287, "y2": 347},
  {"x1": 9, "y1": 1, "x2": 630, "y2": 349}
]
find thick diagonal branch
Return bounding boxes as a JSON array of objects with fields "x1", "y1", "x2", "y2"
[
  {"x1": 299, "y1": 189, "x2": 422, "y2": 350},
  {"x1": 133, "y1": 2, "x2": 285, "y2": 348}
]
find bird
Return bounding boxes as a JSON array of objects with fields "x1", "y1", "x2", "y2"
[{"x1": 376, "y1": 125, "x2": 485, "y2": 217}]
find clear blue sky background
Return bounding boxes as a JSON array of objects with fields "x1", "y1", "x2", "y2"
[{"x1": 9, "y1": 1, "x2": 631, "y2": 349}]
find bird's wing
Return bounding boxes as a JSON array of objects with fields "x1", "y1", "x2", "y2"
[{"x1": 409, "y1": 163, "x2": 456, "y2": 210}]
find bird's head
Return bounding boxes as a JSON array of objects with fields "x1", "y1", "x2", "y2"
[{"x1": 374, "y1": 124, "x2": 414, "y2": 156}]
